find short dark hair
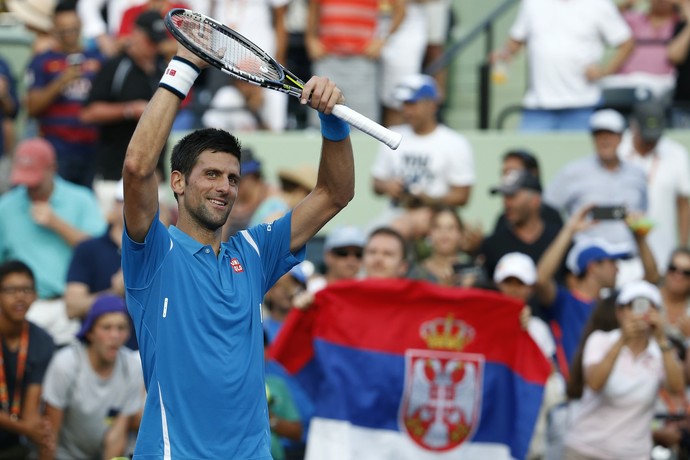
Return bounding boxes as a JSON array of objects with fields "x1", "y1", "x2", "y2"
[
  {"x1": 0, "y1": 260, "x2": 35, "y2": 287},
  {"x1": 54, "y1": 0, "x2": 78, "y2": 14},
  {"x1": 503, "y1": 149, "x2": 540, "y2": 178},
  {"x1": 170, "y1": 128, "x2": 242, "y2": 199},
  {"x1": 367, "y1": 227, "x2": 408, "y2": 261}
]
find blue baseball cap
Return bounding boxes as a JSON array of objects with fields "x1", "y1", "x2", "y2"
[
  {"x1": 393, "y1": 74, "x2": 439, "y2": 103},
  {"x1": 566, "y1": 239, "x2": 632, "y2": 276},
  {"x1": 76, "y1": 294, "x2": 128, "y2": 340},
  {"x1": 240, "y1": 147, "x2": 261, "y2": 176}
]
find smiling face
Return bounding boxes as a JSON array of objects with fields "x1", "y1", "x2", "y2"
[
  {"x1": 428, "y1": 210, "x2": 463, "y2": 257},
  {"x1": 0, "y1": 273, "x2": 36, "y2": 325},
  {"x1": 172, "y1": 150, "x2": 240, "y2": 232}
]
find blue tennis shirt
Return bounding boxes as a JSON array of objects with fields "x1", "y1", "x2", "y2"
[{"x1": 122, "y1": 211, "x2": 304, "y2": 460}]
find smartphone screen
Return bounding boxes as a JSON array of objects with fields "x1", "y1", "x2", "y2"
[{"x1": 590, "y1": 205, "x2": 626, "y2": 220}]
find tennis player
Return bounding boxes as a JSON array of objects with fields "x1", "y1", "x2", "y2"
[{"x1": 121, "y1": 45, "x2": 354, "y2": 459}]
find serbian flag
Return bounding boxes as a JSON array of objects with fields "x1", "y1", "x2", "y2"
[{"x1": 269, "y1": 279, "x2": 551, "y2": 460}]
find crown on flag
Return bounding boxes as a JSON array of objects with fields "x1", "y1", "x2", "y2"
[{"x1": 420, "y1": 315, "x2": 475, "y2": 351}]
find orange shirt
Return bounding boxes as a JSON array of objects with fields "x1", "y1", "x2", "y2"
[{"x1": 318, "y1": 0, "x2": 379, "y2": 56}]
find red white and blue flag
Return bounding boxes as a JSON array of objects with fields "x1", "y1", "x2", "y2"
[{"x1": 269, "y1": 279, "x2": 551, "y2": 460}]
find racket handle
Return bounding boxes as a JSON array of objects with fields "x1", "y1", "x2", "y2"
[{"x1": 331, "y1": 104, "x2": 402, "y2": 150}]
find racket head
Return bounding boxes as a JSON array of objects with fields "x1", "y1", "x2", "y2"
[{"x1": 164, "y1": 9, "x2": 304, "y2": 96}]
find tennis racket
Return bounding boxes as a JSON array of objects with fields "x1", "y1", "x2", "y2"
[{"x1": 164, "y1": 8, "x2": 402, "y2": 150}]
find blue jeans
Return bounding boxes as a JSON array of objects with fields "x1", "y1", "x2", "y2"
[{"x1": 520, "y1": 107, "x2": 595, "y2": 132}]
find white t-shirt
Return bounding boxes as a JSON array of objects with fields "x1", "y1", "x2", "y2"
[
  {"x1": 215, "y1": 0, "x2": 290, "y2": 54},
  {"x1": 618, "y1": 133, "x2": 690, "y2": 271},
  {"x1": 510, "y1": 0, "x2": 631, "y2": 109},
  {"x1": 371, "y1": 124, "x2": 475, "y2": 204},
  {"x1": 42, "y1": 343, "x2": 145, "y2": 460},
  {"x1": 565, "y1": 329, "x2": 664, "y2": 459}
]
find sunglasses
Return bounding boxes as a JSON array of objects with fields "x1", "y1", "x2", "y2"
[
  {"x1": 332, "y1": 247, "x2": 363, "y2": 259},
  {"x1": 668, "y1": 264, "x2": 690, "y2": 277}
]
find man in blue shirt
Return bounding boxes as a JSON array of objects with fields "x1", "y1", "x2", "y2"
[
  {"x1": 121, "y1": 45, "x2": 354, "y2": 459},
  {"x1": 535, "y1": 205, "x2": 658, "y2": 376}
]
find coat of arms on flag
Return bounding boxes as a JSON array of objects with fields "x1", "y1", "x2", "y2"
[{"x1": 399, "y1": 315, "x2": 484, "y2": 451}]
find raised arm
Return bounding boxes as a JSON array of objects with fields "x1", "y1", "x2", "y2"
[
  {"x1": 289, "y1": 78, "x2": 354, "y2": 252},
  {"x1": 122, "y1": 47, "x2": 207, "y2": 242},
  {"x1": 668, "y1": 2, "x2": 690, "y2": 65},
  {"x1": 535, "y1": 205, "x2": 593, "y2": 305}
]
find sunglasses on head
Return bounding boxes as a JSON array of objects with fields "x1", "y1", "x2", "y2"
[
  {"x1": 668, "y1": 264, "x2": 690, "y2": 277},
  {"x1": 332, "y1": 247, "x2": 363, "y2": 258}
]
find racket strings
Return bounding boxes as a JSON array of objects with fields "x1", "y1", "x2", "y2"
[{"x1": 176, "y1": 16, "x2": 282, "y2": 81}]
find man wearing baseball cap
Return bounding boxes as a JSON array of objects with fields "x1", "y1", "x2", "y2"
[
  {"x1": 308, "y1": 226, "x2": 366, "y2": 293},
  {"x1": 534, "y1": 205, "x2": 658, "y2": 373},
  {"x1": 81, "y1": 9, "x2": 170, "y2": 208},
  {"x1": 479, "y1": 170, "x2": 563, "y2": 287},
  {"x1": 0, "y1": 138, "x2": 106, "y2": 346},
  {"x1": 544, "y1": 108, "x2": 648, "y2": 283},
  {"x1": 618, "y1": 99, "x2": 690, "y2": 274},
  {"x1": 371, "y1": 74, "x2": 475, "y2": 240}
]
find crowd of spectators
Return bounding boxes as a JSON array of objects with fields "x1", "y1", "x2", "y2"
[{"x1": 0, "y1": 0, "x2": 689, "y2": 459}]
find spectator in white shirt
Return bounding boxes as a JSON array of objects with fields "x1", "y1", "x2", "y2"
[
  {"x1": 492, "y1": 0, "x2": 634, "y2": 132},
  {"x1": 618, "y1": 99, "x2": 690, "y2": 273},
  {"x1": 564, "y1": 280, "x2": 684, "y2": 460}
]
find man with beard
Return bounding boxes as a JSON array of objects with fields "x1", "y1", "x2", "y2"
[
  {"x1": 120, "y1": 43, "x2": 354, "y2": 460},
  {"x1": 479, "y1": 169, "x2": 562, "y2": 282},
  {"x1": 362, "y1": 227, "x2": 410, "y2": 279}
]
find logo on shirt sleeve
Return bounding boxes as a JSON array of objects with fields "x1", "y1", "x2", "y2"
[{"x1": 230, "y1": 258, "x2": 244, "y2": 273}]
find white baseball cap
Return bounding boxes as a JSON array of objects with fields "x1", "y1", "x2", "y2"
[
  {"x1": 616, "y1": 280, "x2": 662, "y2": 308},
  {"x1": 324, "y1": 226, "x2": 366, "y2": 252},
  {"x1": 493, "y1": 252, "x2": 537, "y2": 285},
  {"x1": 590, "y1": 109, "x2": 626, "y2": 134}
]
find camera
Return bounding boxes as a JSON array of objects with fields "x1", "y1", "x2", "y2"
[{"x1": 631, "y1": 297, "x2": 652, "y2": 315}]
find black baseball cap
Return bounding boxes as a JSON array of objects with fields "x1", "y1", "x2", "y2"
[
  {"x1": 631, "y1": 100, "x2": 666, "y2": 143},
  {"x1": 490, "y1": 170, "x2": 542, "y2": 196},
  {"x1": 135, "y1": 10, "x2": 167, "y2": 44}
]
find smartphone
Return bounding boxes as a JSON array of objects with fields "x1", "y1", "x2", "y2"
[
  {"x1": 590, "y1": 205, "x2": 626, "y2": 220},
  {"x1": 66, "y1": 53, "x2": 85, "y2": 67},
  {"x1": 452, "y1": 263, "x2": 484, "y2": 287}
]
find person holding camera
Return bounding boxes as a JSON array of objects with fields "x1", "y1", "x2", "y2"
[
  {"x1": 563, "y1": 280, "x2": 684, "y2": 460},
  {"x1": 25, "y1": 0, "x2": 103, "y2": 188},
  {"x1": 544, "y1": 109, "x2": 648, "y2": 285}
]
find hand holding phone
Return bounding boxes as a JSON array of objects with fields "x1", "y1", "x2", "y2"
[{"x1": 590, "y1": 205, "x2": 626, "y2": 220}]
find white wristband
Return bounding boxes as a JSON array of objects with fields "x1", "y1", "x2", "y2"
[{"x1": 159, "y1": 56, "x2": 201, "y2": 99}]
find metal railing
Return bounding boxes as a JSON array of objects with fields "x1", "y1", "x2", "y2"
[{"x1": 424, "y1": 0, "x2": 519, "y2": 130}]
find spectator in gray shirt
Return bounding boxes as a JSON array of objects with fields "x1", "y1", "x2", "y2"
[
  {"x1": 42, "y1": 295, "x2": 144, "y2": 460},
  {"x1": 544, "y1": 109, "x2": 648, "y2": 284}
]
